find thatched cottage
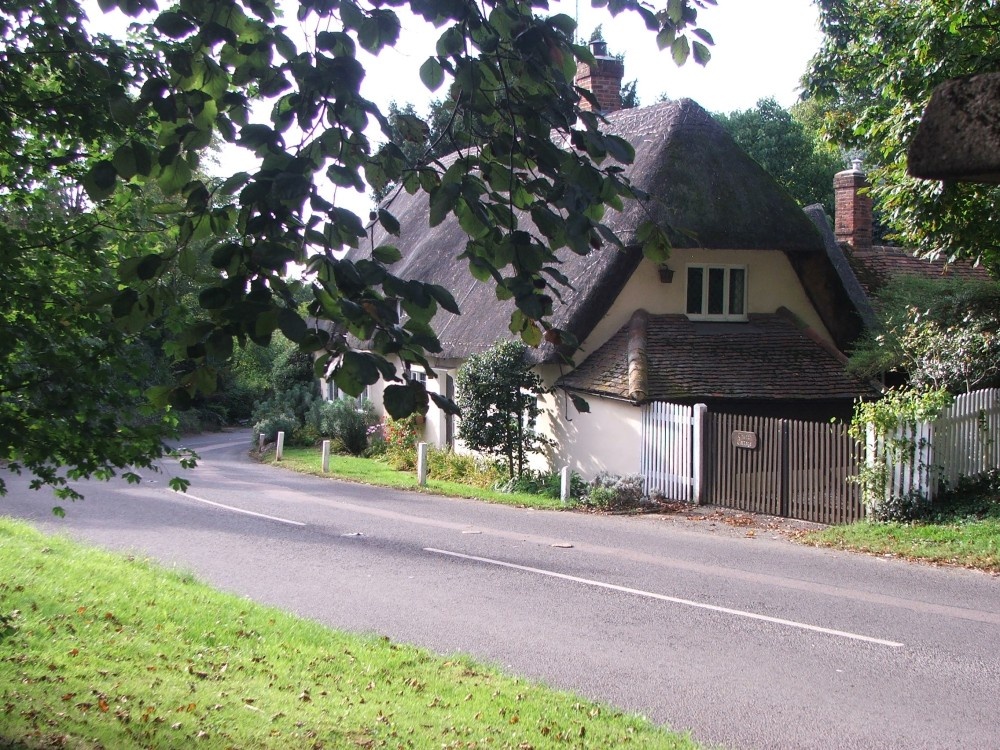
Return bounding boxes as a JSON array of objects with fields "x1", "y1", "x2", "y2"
[{"x1": 329, "y1": 56, "x2": 879, "y2": 480}]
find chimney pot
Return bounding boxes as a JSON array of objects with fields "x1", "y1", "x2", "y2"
[
  {"x1": 574, "y1": 47, "x2": 625, "y2": 114},
  {"x1": 834, "y1": 163, "x2": 873, "y2": 250}
]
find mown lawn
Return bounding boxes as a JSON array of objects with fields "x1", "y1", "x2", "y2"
[
  {"x1": 268, "y1": 447, "x2": 572, "y2": 510},
  {"x1": 803, "y1": 518, "x2": 1000, "y2": 572},
  {"x1": 0, "y1": 517, "x2": 697, "y2": 749}
]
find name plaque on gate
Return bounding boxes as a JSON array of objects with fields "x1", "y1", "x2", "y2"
[{"x1": 731, "y1": 430, "x2": 757, "y2": 449}]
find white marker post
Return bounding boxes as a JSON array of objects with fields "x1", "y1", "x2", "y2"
[
  {"x1": 321, "y1": 440, "x2": 331, "y2": 473},
  {"x1": 417, "y1": 442, "x2": 428, "y2": 486},
  {"x1": 560, "y1": 466, "x2": 571, "y2": 504},
  {"x1": 258, "y1": 432, "x2": 266, "y2": 452},
  {"x1": 276, "y1": 431, "x2": 285, "y2": 461}
]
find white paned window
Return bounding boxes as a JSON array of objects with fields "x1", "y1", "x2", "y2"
[
  {"x1": 685, "y1": 264, "x2": 747, "y2": 321},
  {"x1": 326, "y1": 380, "x2": 369, "y2": 401}
]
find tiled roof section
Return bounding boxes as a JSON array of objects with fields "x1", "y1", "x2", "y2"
[
  {"x1": 846, "y1": 245, "x2": 991, "y2": 296},
  {"x1": 558, "y1": 313, "x2": 878, "y2": 402}
]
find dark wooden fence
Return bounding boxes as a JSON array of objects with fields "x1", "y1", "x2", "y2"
[{"x1": 705, "y1": 413, "x2": 864, "y2": 524}]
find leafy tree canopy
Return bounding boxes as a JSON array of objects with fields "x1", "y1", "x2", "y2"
[
  {"x1": 1, "y1": 0, "x2": 714, "y2": 498},
  {"x1": 806, "y1": 0, "x2": 1000, "y2": 266},
  {"x1": 848, "y1": 275, "x2": 1000, "y2": 393},
  {"x1": 714, "y1": 97, "x2": 843, "y2": 217},
  {"x1": 0, "y1": 0, "x2": 714, "y2": 500}
]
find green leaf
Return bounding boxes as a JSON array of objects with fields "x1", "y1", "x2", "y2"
[
  {"x1": 112, "y1": 145, "x2": 138, "y2": 180},
  {"x1": 110, "y1": 96, "x2": 136, "y2": 127},
  {"x1": 198, "y1": 287, "x2": 229, "y2": 310},
  {"x1": 656, "y1": 27, "x2": 676, "y2": 51},
  {"x1": 692, "y1": 28, "x2": 715, "y2": 46},
  {"x1": 419, "y1": 57, "x2": 445, "y2": 91},
  {"x1": 338, "y1": 351, "x2": 381, "y2": 397},
  {"x1": 569, "y1": 393, "x2": 591, "y2": 414},
  {"x1": 383, "y1": 382, "x2": 428, "y2": 419},
  {"x1": 378, "y1": 209, "x2": 401, "y2": 236},
  {"x1": 429, "y1": 183, "x2": 460, "y2": 227},
  {"x1": 372, "y1": 245, "x2": 402, "y2": 264},
  {"x1": 277, "y1": 308, "x2": 307, "y2": 342},
  {"x1": 154, "y1": 11, "x2": 195, "y2": 39},
  {"x1": 357, "y1": 9, "x2": 401, "y2": 53},
  {"x1": 430, "y1": 391, "x2": 461, "y2": 416},
  {"x1": 671, "y1": 36, "x2": 690, "y2": 66},
  {"x1": 254, "y1": 242, "x2": 296, "y2": 269},
  {"x1": 520, "y1": 320, "x2": 542, "y2": 347},
  {"x1": 428, "y1": 284, "x2": 460, "y2": 315},
  {"x1": 692, "y1": 41, "x2": 711, "y2": 66},
  {"x1": 111, "y1": 289, "x2": 138, "y2": 319},
  {"x1": 82, "y1": 161, "x2": 117, "y2": 201},
  {"x1": 136, "y1": 253, "x2": 163, "y2": 281},
  {"x1": 158, "y1": 157, "x2": 192, "y2": 194},
  {"x1": 316, "y1": 31, "x2": 356, "y2": 57},
  {"x1": 219, "y1": 171, "x2": 251, "y2": 196},
  {"x1": 604, "y1": 135, "x2": 635, "y2": 164}
]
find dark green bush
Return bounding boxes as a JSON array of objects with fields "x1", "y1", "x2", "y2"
[
  {"x1": 928, "y1": 471, "x2": 1000, "y2": 522},
  {"x1": 306, "y1": 398, "x2": 379, "y2": 455},
  {"x1": 866, "y1": 489, "x2": 933, "y2": 522}
]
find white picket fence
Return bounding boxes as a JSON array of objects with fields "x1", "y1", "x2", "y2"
[
  {"x1": 934, "y1": 388, "x2": 1000, "y2": 486},
  {"x1": 867, "y1": 421, "x2": 936, "y2": 501},
  {"x1": 873, "y1": 388, "x2": 1000, "y2": 500},
  {"x1": 640, "y1": 402, "x2": 706, "y2": 501}
]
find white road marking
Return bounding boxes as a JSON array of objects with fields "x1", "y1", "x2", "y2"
[
  {"x1": 171, "y1": 491, "x2": 306, "y2": 526},
  {"x1": 425, "y1": 547, "x2": 905, "y2": 648}
]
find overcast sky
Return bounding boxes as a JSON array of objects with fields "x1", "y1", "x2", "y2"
[{"x1": 348, "y1": 0, "x2": 823, "y2": 116}]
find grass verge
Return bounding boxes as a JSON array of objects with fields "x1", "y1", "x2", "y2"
[
  {"x1": 0, "y1": 518, "x2": 696, "y2": 749},
  {"x1": 802, "y1": 519, "x2": 1000, "y2": 572},
  {"x1": 267, "y1": 447, "x2": 572, "y2": 510}
]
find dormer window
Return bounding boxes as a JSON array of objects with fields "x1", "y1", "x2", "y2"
[{"x1": 686, "y1": 264, "x2": 747, "y2": 321}]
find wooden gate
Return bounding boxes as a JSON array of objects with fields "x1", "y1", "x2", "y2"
[
  {"x1": 640, "y1": 402, "x2": 704, "y2": 501},
  {"x1": 705, "y1": 413, "x2": 864, "y2": 524}
]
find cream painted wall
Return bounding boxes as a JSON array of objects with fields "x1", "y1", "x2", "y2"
[
  {"x1": 535, "y1": 365, "x2": 642, "y2": 479},
  {"x1": 581, "y1": 250, "x2": 833, "y2": 362}
]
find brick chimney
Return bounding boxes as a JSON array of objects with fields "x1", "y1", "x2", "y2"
[
  {"x1": 834, "y1": 159, "x2": 873, "y2": 249},
  {"x1": 575, "y1": 39, "x2": 625, "y2": 114}
]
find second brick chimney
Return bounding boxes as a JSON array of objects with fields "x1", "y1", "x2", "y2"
[
  {"x1": 834, "y1": 159, "x2": 873, "y2": 249},
  {"x1": 575, "y1": 39, "x2": 625, "y2": 114}
]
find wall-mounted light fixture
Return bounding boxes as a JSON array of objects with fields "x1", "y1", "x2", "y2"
[{"x1": 658, "y1": 264, "x2": 674, "y2": 283}]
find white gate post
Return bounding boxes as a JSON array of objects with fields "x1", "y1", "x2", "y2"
[
  {"x1": 692, "y1": 403, "x2": 707, "y2": 504},
  {"x1": 276, "y1": 431, "x2": 285, "y2": 461},
  {"x1": 417, "y1": 442, "x2": 428, "y2": 486},
  {"x1": 560, "y1": 466, "x2": 571, "y2": 504},
  {"x1": 258, "y1": 432, "x2": 266, "y2": 452},
  {"x1": 321, "y1": 440, "x2": 331, "y2": 472}
]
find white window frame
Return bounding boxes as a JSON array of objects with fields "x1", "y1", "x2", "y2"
[
  {"x1": 685, "y1": 264, "x2": 748, "y2": 322},
  {"x1": 326, "y1": 380, "x2": 370, "y2": 402}
]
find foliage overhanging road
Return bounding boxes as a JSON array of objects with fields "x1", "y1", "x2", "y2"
[{"x1": 3, "y1": 430, "x2": 1000, "y2": 750}]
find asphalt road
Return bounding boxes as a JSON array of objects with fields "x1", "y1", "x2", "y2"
[{"x1": 3, "y1": 430, "x2": 1000, "y2": 749}]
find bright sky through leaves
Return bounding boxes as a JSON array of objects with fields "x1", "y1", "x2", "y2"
[{"x1": 82, "y1": 0, "x2": 822, "y2": 214}]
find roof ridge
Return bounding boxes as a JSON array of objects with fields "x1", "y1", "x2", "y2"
[{"x1": 626, "y1": 309, "x2": 649, "y2": 403}]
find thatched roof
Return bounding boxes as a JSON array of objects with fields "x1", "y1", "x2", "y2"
[
  {"x1": 909, "y1": 74, "x2": 1000, "y2": 184},
  {"x1": 354, "y1": 98, "x2": 831, "y2": 362}
]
